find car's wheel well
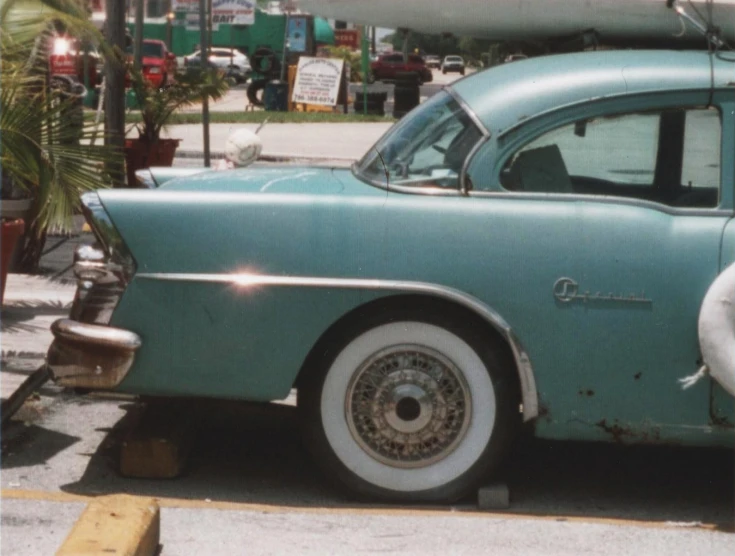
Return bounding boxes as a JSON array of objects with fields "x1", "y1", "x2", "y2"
[{"x1": 294, "y1": 294, "x2": 522, "y2": 407}]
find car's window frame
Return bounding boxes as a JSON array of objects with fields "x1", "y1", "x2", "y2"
[{"x1": 465, "y1": 89, "x2": 734, "y2": 215}]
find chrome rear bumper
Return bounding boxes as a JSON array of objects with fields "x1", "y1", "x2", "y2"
[{"x1": 48, "y1": 319, "x2": 141, "y2": 389}]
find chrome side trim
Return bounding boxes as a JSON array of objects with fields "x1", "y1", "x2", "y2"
[
  {"x1": 136, "y1": 272, "x2": 539, "y2": 420},
  {"x1": 351, "y1": 165, "x2": 466, "y2": 197},
  {"x1": 468, "y1": 189, "x2": 733, "y2": 218},
  {"x1": 450, "y1": 87, "x2": 490, "y2": 197},
  {"x1": 447, "y1": 88, "x2": 490, "y2": 138},
  {"x1": 460, "y1": 135, "x2": 489, "y2": 196}
]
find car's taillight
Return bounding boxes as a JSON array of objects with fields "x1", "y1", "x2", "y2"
[{"x1": 70, "y1": 193, "x2": 136, "y2": 324}]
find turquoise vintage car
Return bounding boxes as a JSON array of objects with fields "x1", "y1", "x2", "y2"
[{"x1": 49, "y1": 50, "x2": 735, "y2": 502}]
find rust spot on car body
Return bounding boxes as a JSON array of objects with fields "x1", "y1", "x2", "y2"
[
  {"x1": 595, "y1": 419, "x2": 635, "y2": 443},
  {"x1": 535, "y1": 401, "x2": 552, "y2": 424},
  {"x1": 595, "y1": 419, "x2": 665, "y2": 443},
  {"x1": 709, "y1": 409, "x2": 734, "y2": 428}
]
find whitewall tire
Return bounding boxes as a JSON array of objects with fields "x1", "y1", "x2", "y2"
[{"x1": 300, "y1": 313, "x2": 517, "y2": 502}]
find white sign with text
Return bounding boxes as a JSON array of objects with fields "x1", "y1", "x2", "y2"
[
  {"x1": 212, "y1": 0, "x2": 255, "y2": 25},
  {"x1": 291, "y1": 57, "x2": 345, "y2": 107}
]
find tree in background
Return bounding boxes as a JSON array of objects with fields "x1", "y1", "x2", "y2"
[{"x1": 1, "y1": 0, "x2": 119, "y2": 271}]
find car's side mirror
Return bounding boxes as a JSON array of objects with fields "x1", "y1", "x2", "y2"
[{"x1": 167, "y1": 52, "x2": 176, "y2": 60}]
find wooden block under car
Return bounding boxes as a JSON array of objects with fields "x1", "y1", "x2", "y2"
[{"x1": 119, "y1": 401, "x2": 195, "y2": 479}]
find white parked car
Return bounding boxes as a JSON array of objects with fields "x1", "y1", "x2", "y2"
[
  {"x1": 441, "y1": 55, "x2": 466, "y2": 75},
  {"x1": 184, "y1": 47, "x2": 252, "y2": 82}
]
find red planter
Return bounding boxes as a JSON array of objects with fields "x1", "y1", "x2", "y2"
[
  {"x1": 124, "y1": 138, "x2": 181, "y2": 187},
  {"x1": 1, "y1": 218, "x2": 25, "y2": 305}
]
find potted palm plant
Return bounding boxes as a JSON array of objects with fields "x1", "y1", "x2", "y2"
[
  {"x1": 1, "y1": 0, "x2": 119, "y2": 277},
  {"x1": 124, "y1": 67, "x2": 229, "y2": 187}
]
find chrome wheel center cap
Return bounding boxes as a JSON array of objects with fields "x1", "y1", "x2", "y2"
[
  {"x1": 345, "y1": 344, "x2": 472, "y2": 469},
  {"x1": 384, "y1": 382, "x2": 433, "y2": 433}
]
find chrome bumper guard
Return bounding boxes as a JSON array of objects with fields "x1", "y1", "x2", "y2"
[{"x1": 48, "y1": 319, "x2": 142, "y2": 389}]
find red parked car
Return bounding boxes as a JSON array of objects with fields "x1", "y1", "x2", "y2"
[
  {"x1": 127, "y1": 39, "x2": 177, "y2": 88},
  {"x1": 48, "y1": 35, "x2": 101, "y2": 87},
  {"x1": 369, "y1": 53, "x2": 433, "y2": 84}
]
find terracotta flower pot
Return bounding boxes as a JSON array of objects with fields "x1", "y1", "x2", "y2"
[
  {"x1": 124, "y1": 138, "x2": 181, "y2": 187},
  {"x1": 1, "y1": 218, "x2": 25, "y2": 305}
]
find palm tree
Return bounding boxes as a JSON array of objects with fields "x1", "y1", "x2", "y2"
[{"x1": 1, "y1": 0, "x2": 120, "y2": 271}]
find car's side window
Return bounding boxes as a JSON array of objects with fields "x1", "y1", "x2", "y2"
[{"x1": 499, "y1": 107, "x2": 721, "y2": 208}]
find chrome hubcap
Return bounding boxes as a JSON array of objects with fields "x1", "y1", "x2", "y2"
[{"x1": 345, "y1": 345, "x2": 471, "y2": 469}]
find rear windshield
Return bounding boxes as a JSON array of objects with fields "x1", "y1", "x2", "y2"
[
  {"x1": 127, "y1": 42, "x2": 163, "y2": 58},
  {"x1": 355, "y1": 92, "x2": 483, "y2": 190}
]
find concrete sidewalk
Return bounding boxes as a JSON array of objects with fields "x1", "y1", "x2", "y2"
[
  {"x1": 1, "y1": 274, "x2": 76, "y2": 358},
  {"x1": 161, "y1": 122, "x2": 392, "y2": 161},
  {"x1": 1, "y1": 274, "x2": 76, "y2": 400}
]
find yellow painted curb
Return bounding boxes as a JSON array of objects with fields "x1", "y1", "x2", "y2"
[
  {"x1": 3, "y1": 488, "x2": 727, "y2": 533},
  {"x1": 56, "y1": 494, "x2": 159, "y2": 556}
]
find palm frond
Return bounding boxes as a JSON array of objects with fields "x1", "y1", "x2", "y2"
[{"x1": 1, "y1": 0, "x2": 121, "y2": 237}]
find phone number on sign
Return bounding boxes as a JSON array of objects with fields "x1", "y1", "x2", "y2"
[{"x1": 294, "y1": 95, "x2": 335, "y2": 104}]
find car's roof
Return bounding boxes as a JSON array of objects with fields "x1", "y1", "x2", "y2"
[{"x1": 451, "y1": 50, "x2": 735, "y2": 135}]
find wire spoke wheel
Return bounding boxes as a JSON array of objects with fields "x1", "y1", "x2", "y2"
[
  {"x1": 300, "y1": 312, "x2": 518, "y2": 503},
  {"x1": 346, "y1": 345, "x2": 471, "y2": 468}
]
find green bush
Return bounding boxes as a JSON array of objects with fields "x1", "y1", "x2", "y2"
[{"x1": 323, "y1": 45, "x2": 365, "y2": 83}]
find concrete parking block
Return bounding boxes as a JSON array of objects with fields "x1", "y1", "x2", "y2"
[{"x1": 56, "y1": 494, "x2": 160, "y2": 556}]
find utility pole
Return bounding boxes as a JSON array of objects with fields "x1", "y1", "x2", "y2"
[
  {"x1": 200, "y1": 0, "x2": 211, "y2": 166},
  {"x1": 134, "y1": 0, "x2": 145, "y2": 71},
  {"x1": 105, "y1": 0, "x2": 127, "y2": 187}
]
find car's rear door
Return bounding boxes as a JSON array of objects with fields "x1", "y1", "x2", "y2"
[{"x1": 473, "y1": 91, "x2": 734, "y2": 444}]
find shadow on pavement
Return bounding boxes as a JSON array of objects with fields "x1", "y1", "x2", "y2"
[
  {"x1": 55, "y1": 396, "x2": 735, "y2": 528},
  {"x1": 504, "y1": 438, "x2": 734, "y2": 528},
  {"x1": 1, "y1": 422, "x2": 80, "y2": 470},
  {"x1": 60, "y1": 399, "x2": 342, "y2": 507},
  {"x1": 1, "y1": 300, "x2": 71, "y2": 335}
]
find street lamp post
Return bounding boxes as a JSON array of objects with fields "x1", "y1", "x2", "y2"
[
  {"x1": 199, "y1": 0, "x2": 211, "y2": 166},
  {"x1": 166, "y1": 11, "x2": 175, "y2": 50}
]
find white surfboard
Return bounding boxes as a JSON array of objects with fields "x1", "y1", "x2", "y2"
[{"x1": 300, "y1": 0, "x2": 735, "y2": 47}]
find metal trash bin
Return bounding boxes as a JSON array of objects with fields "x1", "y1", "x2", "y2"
[
  {"x1": 354, "y1": 91, "x2": 387, "y2": 116},
  {"x1": 392, "y1": 72, "x2": 420, "y2": 119},
  {"x1": 264, "y1": 80, "x2": 289, "y2": 112}
]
